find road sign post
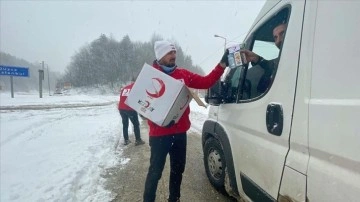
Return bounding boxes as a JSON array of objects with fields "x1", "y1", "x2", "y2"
[
  {"x1": 10, "y1": 76, "x2": 14, "y2": 98},
  {"x1": 39, "y1": 69, "x2": 44, "y2": 98},
  {"x1": 47, "y1": 65, "x2": 51, "y2": 96}
]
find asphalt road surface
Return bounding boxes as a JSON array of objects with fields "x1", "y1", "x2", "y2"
[{"x1": 103, "y1": 123, "x2": 237, "y2": 202}]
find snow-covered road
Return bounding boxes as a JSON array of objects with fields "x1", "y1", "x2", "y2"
[{"x1": 1, "y1": 104, "x2": 122, "y2": 201}]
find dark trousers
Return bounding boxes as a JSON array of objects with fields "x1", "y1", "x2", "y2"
[
  {"x1": 119, "y1": 110, "x2": 141, "y2": 141},
  {"x1": 143, "y1": 133, "x2": 187, "y2": 202}
]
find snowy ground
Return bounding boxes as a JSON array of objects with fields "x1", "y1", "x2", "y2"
[{"x1": 0, "y1": 90, "x2": 209, "y2": 201}]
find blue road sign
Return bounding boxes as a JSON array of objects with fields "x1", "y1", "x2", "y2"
[{"x1": 0, "y1": 65, "x2": 29, "y2": 77}]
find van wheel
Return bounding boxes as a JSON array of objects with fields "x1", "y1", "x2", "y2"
[{"x1": 204, "y1": 137, "x2": 226, "y2": 193}]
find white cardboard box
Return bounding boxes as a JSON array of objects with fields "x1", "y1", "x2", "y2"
[{"x1": 126, "y1": 63, "x2": 198, "y2": 127}]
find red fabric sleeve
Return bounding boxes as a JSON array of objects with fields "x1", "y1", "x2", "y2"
[{"x1": 186, "y1": 63, "x2": 225, "y2": 89}]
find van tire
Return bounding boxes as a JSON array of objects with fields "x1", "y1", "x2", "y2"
[{"x1": 203, "y1": 137, "x2": 226, "y2": 193}]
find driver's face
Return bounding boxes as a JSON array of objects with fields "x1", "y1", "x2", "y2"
[{"x1": 273, "y1": 24, "x2": 287, "y2": 49}]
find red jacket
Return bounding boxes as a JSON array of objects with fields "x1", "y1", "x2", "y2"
[
  {"x1": 148, "y1": 61, "x2": 225, "y2": 136},
  {"x1": 118, "y1": 83, "x2": 134, "y2": 110}
]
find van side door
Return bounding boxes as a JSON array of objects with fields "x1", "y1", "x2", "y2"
[{"x1": 306, "y1": 1, "x2": 360, "y2": 201}]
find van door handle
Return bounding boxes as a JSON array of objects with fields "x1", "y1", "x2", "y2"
[{"x1": 266, "y1": 103, "x2": 283, "y2": 136}]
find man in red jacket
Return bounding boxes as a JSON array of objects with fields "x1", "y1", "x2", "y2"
[
  {"x1": 143, "y1": 40, "x2": 229, "y2": 202},
  {"x1": 118, "y1": 79, "x2": 145, "y2": 146}
]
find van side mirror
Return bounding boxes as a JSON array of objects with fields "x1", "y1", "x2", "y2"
[{"x1": 205, "y1": 79, "x2": 223, "y2": 106}]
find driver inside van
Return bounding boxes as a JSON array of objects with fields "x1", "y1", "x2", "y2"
[{"x1": 241, "y1": 22, "x2": 287, "y2": 93}]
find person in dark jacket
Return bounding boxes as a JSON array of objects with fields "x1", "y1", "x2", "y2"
[
  {"x1": 143, "y1": 40, "x2": 229, "y2": 202},
  {"x1": 241, "y1": 23, "x2": 287, "y2": 94},
  {"x1": 118, "y1": 80, "x2": 145, "y2": 146}
]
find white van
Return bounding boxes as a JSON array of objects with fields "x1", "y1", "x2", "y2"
[{"x1": 202, "y1": 0, "x2": 360, "y2": 201}]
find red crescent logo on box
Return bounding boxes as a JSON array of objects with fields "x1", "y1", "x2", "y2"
[
  {"x1": 146, "y1": 78, "x2": 165, "y2": 98},
  {"x1": 144, "y1": 101, "x2": 150, "y2": 107}
]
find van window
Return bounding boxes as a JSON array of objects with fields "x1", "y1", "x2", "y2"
[
  {"x1": 225, "y1": 8, "x2": 290, "y2": 102},
  {"x1": 223, "y1": 66, "x2": 243, "y2": 102},
  {"x1": 244, "y1": 8, "x2": 289, "y2": 100}
]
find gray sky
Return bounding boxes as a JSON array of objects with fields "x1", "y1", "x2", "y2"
[{"x1": 0, "y1": 1, "x2": 265, "y2": 74}]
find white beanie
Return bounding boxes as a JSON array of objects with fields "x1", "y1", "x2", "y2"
[{"x1": 154, "y1": 40, "x2": 177, "y2": 61}]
